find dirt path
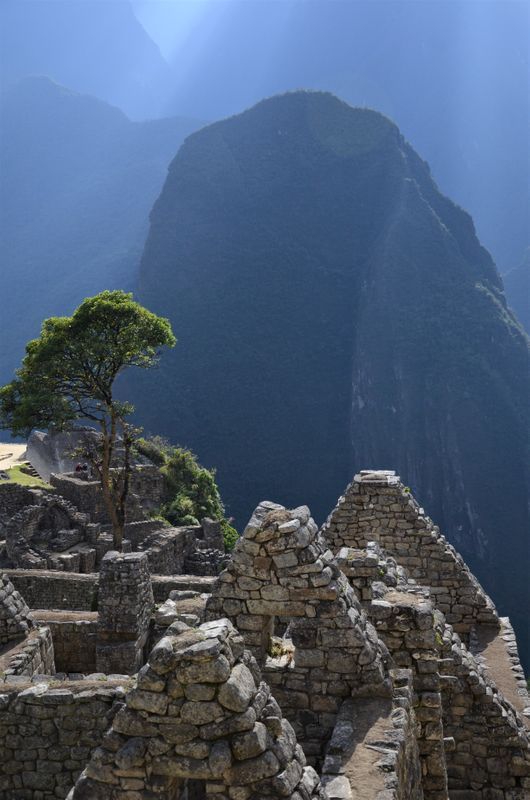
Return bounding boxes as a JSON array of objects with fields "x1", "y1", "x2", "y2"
[
  {"x1": 472, "y1": 621, "x2": 530, "y2": 729},
  {"x1": 0, "y1": 442, "x2": 27, "y2": 469},
  {"x1": 342, "y1": 697, "x2": 393, "y2": 799}
]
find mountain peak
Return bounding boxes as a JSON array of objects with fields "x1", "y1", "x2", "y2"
[{"x1": 134, "y1": 91, "x2": 530, "y2": 662}]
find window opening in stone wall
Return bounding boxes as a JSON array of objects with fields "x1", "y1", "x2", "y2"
[{"x1": 266, "y1": 616, "x2": 295, "y2": 663}]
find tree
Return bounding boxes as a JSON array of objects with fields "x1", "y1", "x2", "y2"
[{"x1": 0, "y1": 291, "x2": 176, "y2": 550}]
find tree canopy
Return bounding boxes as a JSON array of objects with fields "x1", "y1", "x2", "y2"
[
  {"x1": 0, "y1": 290, "x2": 175, "y2": 434},
  {"x1": 0, "y1": 290, "x2": 176, "y2": 548}
]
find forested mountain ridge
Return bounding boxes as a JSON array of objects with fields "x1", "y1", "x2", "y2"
[
  {"x1": 0, "y1": 76, "x2": 202, "y2": 383},
  {"x1": 0, "y1": 0, "x2": 169, "y2": 119},
  {"x1": 133, "y1": 91, "x2": 530, "y2": 662}
]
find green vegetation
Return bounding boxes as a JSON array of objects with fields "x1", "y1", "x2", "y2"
[
  {"x1": 0, "y1": 291, "x2": 175, "y2": 550},
  {"x1": 136, "y1": 436, "x2": 239, "y2": 551},
  {"x1": 0, "y1": 463, "x2": 51, "y2": 489}
]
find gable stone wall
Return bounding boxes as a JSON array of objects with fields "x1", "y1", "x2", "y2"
[
  {"x1": 205, "y1": 501, "x2": 389, "y2": 761},
  {"x1": 322, "y1": 471, "x2": 499, "y2": 637}
]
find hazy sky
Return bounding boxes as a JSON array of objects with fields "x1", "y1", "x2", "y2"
[{"x1": 1, "y1": 0, "x2": 528, "y2": 266}]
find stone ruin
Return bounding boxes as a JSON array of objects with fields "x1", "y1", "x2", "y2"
[
  {"x1": 1, "y1": 426, "x2": 227, "y2": 579},
  {"x1": 3, "y1": 491, "x2": 99, "y2": 571},
  {"x1": 204, "y1": 501, "x2": 389, "y2": 760},
  {"x1": 0, "y1": 467, "x2": 226, "y2": 578},
  {"x1": 69, "y1": 618, "x2": 325, "y2": 800},
  {"x1": 0, "y1": 469, "x2": 528, "y2": 800}
]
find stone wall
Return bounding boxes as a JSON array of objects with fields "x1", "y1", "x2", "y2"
[
  {"x1": 322, "y1": 471, "x2": 499, "y2": 637},
  {"x1": 206, "y1": 501, "x2": 388, "y2": 762},
  {"x1": 0, "y1": 572, "x2": 34, "y2": 643},
  {"x1": 335, "y1": 541, "x2": 401, "y2": 606},
  {"x1": 96, "y1": 551, "x2": 154, "y2": 675},
  {"x1": 136, "y1": 526, "x2": 197, "y2": 575},
  {"x1": 136, "y1": 524, "x2": 226, "y2": 577},
  {"x1": 337, "y1": 538, "x2": 530, "y2": 799},
  {"x1": 4, "y1": 492, "x2": 98, "y2": 571},
  {"x1": 471, "y1": 617, "x2": 530, "y2": 717},
  {"x1": 68, "y1": 618, "x2": 325, "y2": 800},
  {"x1": 321, "y1": 669, "x2": 423, "y2": 800},
  {"x1": 0, "y1": 626, "x2": 55, "y2": 679},
  {"x1": 199, "y1": 518, "x2": 225, "y2": 551},
  {"x1": 5, "y1": 569, "x2": 99, "y2": 611},
  {"x1": 368, "y1": 589, "x2": 448, "y2": 799},
  {"x1": 129, "y1": 464, "x2": 165, "y2": 512},
  {"x1": 50, "y1": 464, "x2": 164, "y2": 525},
  {"x1": 439, "y1": 622, "x2": 530, "y2": 798},
  {"x1": 0, "y1": 680, "x2": 124, "y2": 798},
  {"x1": 123, "y1": 519, "x2": 165, "y2": 547},
  {"x1": 32, "y1": 614, "x2": 98, "y2": 674},
  {"x1": 49, "y1": 473, "x2": 109, "y2": 522},
  {"x1": 151, "y1": 575, "x2": 216, "y2": 603},
  {"x1": 5, "y1": 569, "x2": 217, "y2": 611},
  {"x1": 0, "y1": 484, "x2": 44, "y2": 522},
  {"x1": 184, "y1": 548, "x2": 228, "y2": 576}
]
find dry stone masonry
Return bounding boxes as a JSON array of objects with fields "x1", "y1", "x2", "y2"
[
  {"x1": 0, "y1": 478, "x2": 227, "y2": 581},
  {"x1": 322, "y1": 471, "x2": 499, "y2": 637},
  {"x1": 205, "y1": 501, "x2": 389, "y2": 760},
  {"x1": 0, "y1": 572, "x2": 34, "y2": 643},
  {"x1": 96, "y1": 551, "x2": 154, "y2": 675},
  {"x1": 68, "y1": 618, "x2": 325, "y2": 800},
  {"x1": 0, "y1": 468, "x2": 528, "y2": 799},
  {"x1": 0, "y1": 680, "x2": 125, "y2": 798}
]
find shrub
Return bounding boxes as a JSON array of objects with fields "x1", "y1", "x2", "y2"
[
  {"x1": 139, "y1": 436, "x2": 238, "y2": 551},
  {"x1": 221, "y1": 519, "x2": 239, "y2": 552}
]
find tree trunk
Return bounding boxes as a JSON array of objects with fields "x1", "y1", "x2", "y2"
[
  {"x1": 99, "y1": 416, "x2": 123, "y2": 551},
  {"x1": 116, "y1": 423, "x2": 133, "y2": 547}
]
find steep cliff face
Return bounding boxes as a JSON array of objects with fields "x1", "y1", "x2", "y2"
[
  {"x1": 135, "y1": 91, "x2": 529, "y2": 661},
  {"x1": 0, "y1": 76, "x2": 202, "y2": 382},
  {"x1": 503, "y1": 249, "x2": 530, "y2": 334}
]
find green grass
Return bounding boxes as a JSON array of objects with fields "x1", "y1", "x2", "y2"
[{"x1": 0, "y1": 463, "x2": 51, "y2": 489}]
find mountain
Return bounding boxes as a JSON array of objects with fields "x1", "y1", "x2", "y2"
[
  {"x1": 136, "y1": 0, "x2": 530, "y2": 269},
  {"x1": 0, "y1": 76, "x2": 202, "y2": 383},
  {"x1": 503, "y1": 249, "x2": 530, "y2": 333},
  {"x1": 134, "y1": 91, "x2": 530, "y2": 663},
  {"x1": 0, "y1": 0, "x2": 169, "y2": 119},
  {"x1": 3, "y1": 1, "x2": 527, "y2": 268}
]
